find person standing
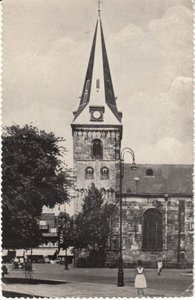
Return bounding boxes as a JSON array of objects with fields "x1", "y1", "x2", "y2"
[
  {"x1": 13, "y1": 257, "x2": 19, "y2": 269},
  {"x1": 25, "y1": 258, "x2": 33, "y2": 279},
  {"x1": 157, "y1": 259, "x2": 163, "y2": 275},
  {"x1": 134, "y1": 260, "x2": 147, "y2": 297}
]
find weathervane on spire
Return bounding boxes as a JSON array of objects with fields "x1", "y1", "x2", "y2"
[{"x1": 96, "y1": 0, "x2": 103, "y2": 18}]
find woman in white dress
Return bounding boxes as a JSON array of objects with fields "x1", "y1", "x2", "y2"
[{"x1": 134, "y1": 260, "x2": 147, "y2": 297}]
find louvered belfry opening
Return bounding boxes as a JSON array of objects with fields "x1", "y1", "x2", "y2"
[{"x1": 92, "y1": 139, "x2": 103, "y2": 159}]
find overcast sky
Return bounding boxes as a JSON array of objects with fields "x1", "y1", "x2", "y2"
[{"x1": 3, "y1": 0, "x2": 193, "y2": 166}]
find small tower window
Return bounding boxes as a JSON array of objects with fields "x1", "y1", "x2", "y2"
[
  {"x1": 85, "y1": 167, "x2": 94, "y2": 179},
  {"x1": 92, "y1": 139, "x2": 103, "y2": 159},
  {"x1": 146, "y1": 169, "x2": 154, "y2": 176},
  {"x1": 101, "y1": 167, "x2": 109, "y2": 180}
]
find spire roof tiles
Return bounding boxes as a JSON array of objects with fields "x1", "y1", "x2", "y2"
[{"x1": 73, "y1": 18, "x2": 122, "y2": 123}]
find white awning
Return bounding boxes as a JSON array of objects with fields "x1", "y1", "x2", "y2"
[
  {"x1": 16, "y1": 249, "x2": 25, "y2": 257},
  {"x1": 2, "y1": 249, "x2": 8, "y2": 256},
  {"x1": 26, "y1": 248, "x2": 57, "y2": 256},
  {"x1": 58, "y1": 247, "x2": 74, "y2": 256}
]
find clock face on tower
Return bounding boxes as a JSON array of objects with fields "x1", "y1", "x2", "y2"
[
  {"x1": 90, "y1": 106, "x2": 104, "y2": 122},
  {"x1": 93, "y1": 110, "x2": 101, "y2": 119}
]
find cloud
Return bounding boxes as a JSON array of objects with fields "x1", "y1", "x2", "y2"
[
  {"x1": 108, "y1": 4, "x2": 192, "y2": 96},
  {"x1": 3, "y1": 1, "x2": 193, "y2": 165},
  {"x1": 109, "y1": 24, "x2": 145, "y2": 46},
  {"x1": 149, "y1": 5, "x2": 193, "y2": 77},
  {"x1": 136, "y1": 136, "x2": 193, "y2": 164},
  {"x1": 104, "y1": 4, "x2": 193, "y2": 165},
  {"x1": 121, "y1": 75, "x2": 193, "y2": 164},
  {"x1": 162, "y1": 77, "x2": 193, "y2": 142}
]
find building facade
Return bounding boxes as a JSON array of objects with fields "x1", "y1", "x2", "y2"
[
  {"x1": 71, "y1": 15, "x2": 193, "y2": 267},
  {"x1": 39, "y1": 213, "x2": 58, "y2": 249},
  {"x1": 107, "y1": 164, "x2": 193, "y2": 268}
]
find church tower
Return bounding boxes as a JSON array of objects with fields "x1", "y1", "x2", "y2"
[{"x1": 71, "y1": 12, "x2": 122, "y2": 212}]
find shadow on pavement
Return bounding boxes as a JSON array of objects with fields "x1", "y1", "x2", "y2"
[
  {"x1": 2, "y1": 277, "x2": 68, "y2": 285},
  {"x1": 2, "y1": 291, "x2": 44, "y2": 298}
]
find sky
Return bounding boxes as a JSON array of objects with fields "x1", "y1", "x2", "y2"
[{"x1": 3, "y1": 0, "x2": 193, "y2": 167}]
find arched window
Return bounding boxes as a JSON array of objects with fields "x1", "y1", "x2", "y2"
[
  {"x1": 85, "y1": 167, "x2": 94, "y2": 179},
  {"x1": 146, "y1": 169, "x2": 154, "y2": 176},
  {"x1": 101, "y1": 167, "x2": 109, "y2": 180},
  {"x1": 92, "y1": 139, "x2": 103, "y2": 159},
  {"x1": 142, "y1": 208, "x2": 163, "y2": 251}
]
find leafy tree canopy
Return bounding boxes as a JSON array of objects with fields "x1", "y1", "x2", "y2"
[
  {"x1": 2, "y1": 124, "x2": 70, "y2": 249},
  {"x1": 73, "y1": 184, "x2": 110, "y2": 251}
]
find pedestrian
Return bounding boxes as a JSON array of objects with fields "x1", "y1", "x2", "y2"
[
  {"x1": 13, "y1": 257, "x2": 19, "y2": 269},
  {"x1": 157, "y1": 259, "x2": 163, "y2": 275},
  {"x1": 24, "y1": 258, "x2": 33, "y2": 279},
  {"x1": 18, "y1": 258, "x2": 22, "y2": 269},
  {"x1": 134, "y1": 260, "x2": 147, "y2": 297}
]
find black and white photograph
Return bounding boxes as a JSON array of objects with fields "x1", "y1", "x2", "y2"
[{"x1": 1, "y1": 0, "x2": 194, "y2": 297}]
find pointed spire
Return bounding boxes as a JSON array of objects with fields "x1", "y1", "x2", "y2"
[{"x1": 73, "y1": 17, "x2": 122, "y2": 123}]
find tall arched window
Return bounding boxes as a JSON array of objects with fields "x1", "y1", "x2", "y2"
[
  {"x1": 92, "y1": 139, "x2": 103, "y2": 159},
  {"x1": 101, "y1": 167, "x2": 109, "y2": 180},
  {"x1": 142, "y1": 208, "x2": 163, "y2": 251},
  {"x1": 85, "y1": 167, "x2": 94, "y2": 179}
]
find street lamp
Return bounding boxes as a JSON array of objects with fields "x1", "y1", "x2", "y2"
[
  {"x1": 64, "y1": 221, "x2": 69, "y2": 271},
  {"x1": 117, "y1": 147, "x2": 137, "y2": 287},
  {"x1": 58, "y1": 215, "x2": 69, "y2": 270},
  {"x1": 164, "y1": 194, "x2": 169, "y2": 269}
]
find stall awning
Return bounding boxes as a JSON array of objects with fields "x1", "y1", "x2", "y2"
[
  {"x1": 58, "y1": 247, "x2": 74, "y2": 256},
  {"x1": 16, "y1": 249, "x2": 25, "y2": 257},
  {"x1": 42, "y1": 232, "x2": 58, "y2": 237},
  {"x1": 2, "y1": 249, "x2": 8, "y2": 256},
  {"x1": 26, "y1": 248, "x2": 57, "y2": 256}
]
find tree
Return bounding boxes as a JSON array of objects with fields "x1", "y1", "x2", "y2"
[
  {"x1": 73, "y1": 184, "x2": 110, "y2": 266},
  {"x1": 2, "y1": 124, "x2": 70, "y2": 249}
]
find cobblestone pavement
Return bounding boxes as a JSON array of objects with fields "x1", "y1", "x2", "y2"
[{"x1": 2, "y1": 264, "x2": 193, "y2": 298}]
